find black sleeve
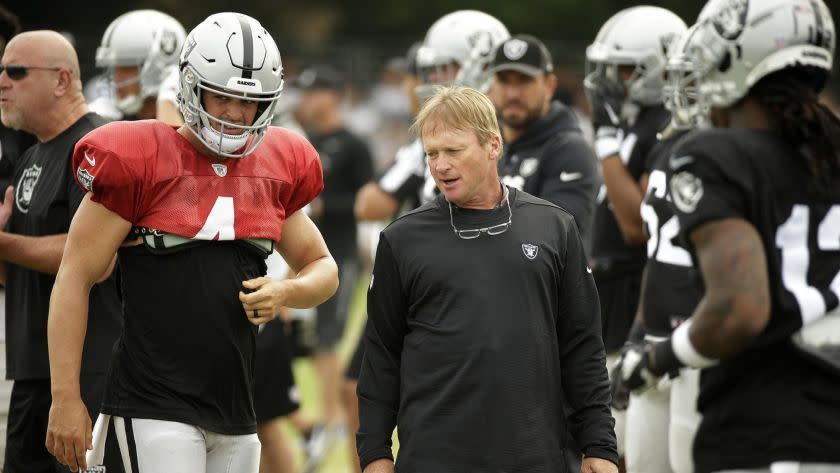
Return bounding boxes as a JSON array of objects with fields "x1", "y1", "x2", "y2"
[
  {"x1": 356, "y1": 234, "x2": 408, "y2": 469},
  {"x1": 537, "y1": 133, "x2": 599, "y2": 235},
  {"x1": 65, "y1": 147, "x2": 86, "y2": 219},
  {"x1": 376, "y1": 140, "x2": 426, "y2": 202},
  {"x1": 644, "y1": 137, "x2": 670, "y2": 175},
  {"x1": 323, "y1": 136, "x2": 375, "y2": 218},
  {"x1": 667, "y1": 132, "x2": 750, "y2": 249},
  {"x1": 557, "y1": 220, "x2": 618, "y2": 465}
]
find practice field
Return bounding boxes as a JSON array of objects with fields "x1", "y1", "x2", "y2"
[{"x1": 285, "y1": 275, "x2": 372, "y2": 473}]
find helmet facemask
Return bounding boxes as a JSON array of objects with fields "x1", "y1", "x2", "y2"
[{"x1": 179, "y1": 65, "x2": 283, "y2": 158}]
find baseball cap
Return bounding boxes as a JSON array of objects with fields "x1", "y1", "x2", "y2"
[
  {"x1": 296, "y1": 65, "x2": 344, "y2": 91},
  {"x1": 489, "y1": 34, "x2": 554, "y2": 77}
]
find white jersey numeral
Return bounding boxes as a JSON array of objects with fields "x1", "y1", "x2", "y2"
[
  {"x1": 776, "y1": 204, "x2": 840, "y2": 324},
  {"x1": 642, "y1": 170, "x2": 692, "y2": 267},
  {"x1": 194, "y1": 196, "x2": 236, "y2": 240}
]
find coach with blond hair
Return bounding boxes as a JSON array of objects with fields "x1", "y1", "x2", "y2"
[{"x1": 356, "y1": 85, "x2": 618, "y2": 473}]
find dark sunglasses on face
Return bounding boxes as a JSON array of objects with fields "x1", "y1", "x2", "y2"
[{"x1": 0, "y1": 64, "x2": 61, "y2": 81}]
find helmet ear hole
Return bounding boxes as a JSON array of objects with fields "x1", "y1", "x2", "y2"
[{"x1": 718, "y1": 51, "x2": 732, "y2": 73}]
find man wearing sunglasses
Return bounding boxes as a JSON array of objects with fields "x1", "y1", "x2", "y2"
[
  {"x1": 357, "y1": 85, "x2": 618, "y2": 473},
  {"x1": 0, "y1": 31, "x2": 123, "y2": 473}
]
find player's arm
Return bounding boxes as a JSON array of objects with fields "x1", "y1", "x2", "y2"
[
  {"x1": 0, "y1": 230, "x2": 69, "y2": 275},
  {"x1": 587, "y1": 79, "x2": 647, "y2": 245},
  {"x1": 239, "y1": 210, "x2": 338, "y2": 324},
  {"x1": 537, "y1": 134, "x2": 600, "y2": 234},
  {"x1": 645, "y1": 218, "x2": 770, "y2": 376},
  {"x1": 599, "y1": 156, "x2": 647, "y2": 245},
  {"x1": 354, "y1": 182, "x2": 400, "y2": 221},
  {"x1": 557, "y1": 220, "x2": 619, "y2": 468},
  {"x1": 46, "y1": 194, "x2": 132, "y2": 471},
  {"x1": 358, "y1": 234, "x2": 407, "y2": 473}
]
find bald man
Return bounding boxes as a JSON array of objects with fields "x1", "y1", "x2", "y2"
[{"x1": 0, "y1": 31, "x2": 122, "y2": 473}]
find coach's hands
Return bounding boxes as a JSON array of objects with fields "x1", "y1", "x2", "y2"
[
  {"x1": 240, "y1": 276, "x2": 291, "y2": 325},
  {"x1": 46, "y1": 396, "x2": 92, "y2": 472},
  {"x1": 582, "y1": 457, "x2": 619, "y2": 473}
]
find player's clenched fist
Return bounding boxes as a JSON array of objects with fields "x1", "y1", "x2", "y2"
[{"x1": 240, "y1": 276, "x2": 292, "y2": 325}]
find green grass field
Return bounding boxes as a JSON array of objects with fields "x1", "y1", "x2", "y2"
[{"x1": 283, "y1": 275, "x2": 372, "y2": 473}]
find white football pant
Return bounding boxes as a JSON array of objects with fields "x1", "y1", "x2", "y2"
[{"x1": 86, "y1": 414, "x2": 260, "y2": 473}]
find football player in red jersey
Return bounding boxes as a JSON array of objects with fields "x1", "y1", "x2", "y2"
[{"x1": 44, "y1": 12, "x2": 339, "y2": 473}]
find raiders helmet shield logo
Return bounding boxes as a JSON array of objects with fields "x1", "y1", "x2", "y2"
[
  {"x1": 77, "y1": 167, "x2": 95, "y2": 192},
  {"x1": 522, "y1": 243, "x2": 539, "y2": 260},
  {"x1": 160, "y1": 29, "x2": 179, "y2": 56},
  {"x1": 212, "y1": 163, "x2": 228, "y2": 177},
  {"x1": 468, "y1": 30, "x2": 495, "y2": 57},
  {"x1": 711, "y1": 0, "x2": 749, "y2": 40},
  {"x1": 503, "y1": 38, "x2": 529, "y2": 61},
  {"x1": 16, "y1": 164, "x2": 42, "y2": 214},
  {"x1": 670, "y1": 171, "x2": 704, "y2": 213}
]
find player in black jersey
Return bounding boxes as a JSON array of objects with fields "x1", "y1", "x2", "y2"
[
  {"x1": 583, "y1": 6, "x2": 687, "y2": 464},
  {"x1": 614, "y1": 129, "x2": 703, "y2": 473},
  {"x1": 619, "y1": 1, "x2": 840, "y2": 472},
  {"x1": 609, "y1": 28, "x2": 709, "y2": 473}
]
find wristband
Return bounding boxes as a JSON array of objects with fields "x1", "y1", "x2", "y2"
[
  {"x1": 594, "y1": 127, "x2": 622, "y2": 161},
  {"x1": 672, "y1": 319, "x2": 718, "y2": 369}
]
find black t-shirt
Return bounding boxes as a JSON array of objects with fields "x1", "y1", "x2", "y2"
[
  {"x1": 102, "y1": 241, "x2": 266, "y2": 434},
  {"x1": 668, "y1": 128, "x2": 840, "y2": 472},
  {"x1": 0, "y1": 125, "x2": 37, "y2": 194},
  {"x1": 590, "y1": 106, "x2": 670, "y2": 267},
  {"x1": 639, "y1": 131, "x2": 702, "y2": 337},
  {"x1": 309, "y1": 128, "x2": 374, "y2": 258},
  {"x1": 357, "y1": 188, "x2": 617, "y2": 472},
  {"x1": 6, "y1": 113, "x2": 121, "y2": 380}
]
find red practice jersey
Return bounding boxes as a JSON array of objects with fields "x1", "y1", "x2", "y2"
[{"x1": 72, "y1": 120, "x2": 323, "y2": 242}]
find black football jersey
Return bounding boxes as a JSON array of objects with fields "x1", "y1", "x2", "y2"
[
  {"x1": 668, "y1": 128, "x2": 840, "y2": 471},
  {"x1": 639, "y1": 130, "x2": 702, "y2": 337},
  {"x1": 590, "y1": 105, "x2": 671, "y2": 266}
]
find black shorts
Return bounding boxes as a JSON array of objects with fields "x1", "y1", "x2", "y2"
[
  {"x1": 4, "y1": 375, "x2": 124, "y2": 473},
  {"x1": 315, "y1": 258, "x2": 360, "y2": 350},
  {"x1": 254, "y1": 318, "x2": 299, "y2": 423},
  {"x1": 593, "y1": 266, "x2": 643, "y2": 353},
  {"x1": 344, "y1": 335, "x2": 365, "y2": 381}
]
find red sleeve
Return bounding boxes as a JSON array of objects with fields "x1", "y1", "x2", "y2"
[
  {"x1": 284, "y1": 136, "x2": 324, "y2": 216},
  {"x1": 73, "y1": 131, "x2": 144, "y2": 224}
]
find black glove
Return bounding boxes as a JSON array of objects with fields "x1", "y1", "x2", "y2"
[
  {"x1": 585, "y1": 75, "x2": 625, "y2": 130},
  {"x1": 585, "y1": 75, "x2": 627, "y2": 160},
  {"x1": 609, "y1": 356, "x2": 630, "y2": 410},
  {"x1": 619, "y1": 343, "x2": 660, "y2": 393}
]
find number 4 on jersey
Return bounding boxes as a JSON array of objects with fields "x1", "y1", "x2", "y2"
[{"x1": 194, "y1": 196, "x2": 235, "y2": 240}]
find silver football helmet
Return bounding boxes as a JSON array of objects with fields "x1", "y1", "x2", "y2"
[
  {"x1": 178, "y1": 12, "x2": 284, "y2": 158},
  {"x1": 415, "y1": 10, "x2": 509, "y2": 100},
  {"x1": 663, "y1": 24, "x2": 711, "y2": 130},
  {"x1": 585, "y1": 6, "x2": 688, "y2": 108},
  {"x1": 669, "y1": 0, "x2": 835, "y2": 126},
  {"x1": 96, "y1": 10, "x2": 186, "y2": 115}
]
